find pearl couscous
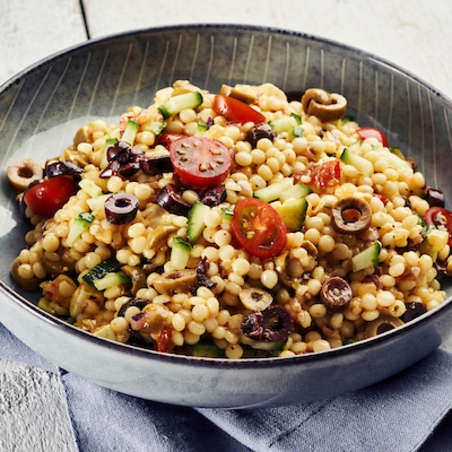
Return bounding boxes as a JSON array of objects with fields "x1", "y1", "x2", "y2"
[{"x1": 9, "y1": 80, "x2": 450, "y2": 359}]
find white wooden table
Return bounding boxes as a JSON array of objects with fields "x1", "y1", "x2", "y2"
[{"x1": 1, "y1": 1, "x2": 452, "y2": 450}]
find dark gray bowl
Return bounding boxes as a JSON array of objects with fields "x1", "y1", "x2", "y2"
[{"x1": 1, "y1": 24, "x2": 451, "y2": 408}]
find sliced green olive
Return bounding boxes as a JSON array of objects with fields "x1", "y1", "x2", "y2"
[
  {"x1": 239, "y1": 287, "x2": 273, "y2": 311},
  {"x1": 364, "y1": 315, "x2": 404, "y2": 338},
  {"x1": 152, "y1": 269, "x2": 198, "y2": 296},
  {"x1": 331, "y1": 197, "x2": 372, "y2": 235},
  {"x1": 122, "y1": 265, "x2": 147, "y2": 295},
  {"x1": 301, "y1": 88, "x2": 347, "y2": 122},
  {"x1": 7, "y1": 159, "x2": 43, "y2": 191}
]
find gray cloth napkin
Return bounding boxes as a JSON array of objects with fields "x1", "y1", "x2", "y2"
[{"x1": 1, "y1": 322, "x2": 451, "y2": 452}]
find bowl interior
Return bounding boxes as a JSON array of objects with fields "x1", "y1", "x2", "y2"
[{"x1": 1, "y1": 24, "x2": 452, "y2": 328}]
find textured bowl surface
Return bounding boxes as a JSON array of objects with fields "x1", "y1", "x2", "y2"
[{"x1": 1, "y1": 24, "x2": 452, "y2": 408}]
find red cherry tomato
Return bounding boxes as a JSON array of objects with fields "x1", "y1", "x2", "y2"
[
  {"x1": 295, "y1": 160, "x2": 341, "y2": 192},
  {"x1": 24, "y1": 176, "x2": 78, "y2": 217},
  {"x1": 424, "y1": 207, "x2": 452, "y2": 246},
  {"x1": 357, "y1": 127, "x2": 389, "y2": 148},
  {"x1": 169, "y1": 136, "x2": 231, "y2": 187},
  {"x1": 213, "y1": 95, "x2": 265, "y2": 124},
  {"x1": 231, "y1": 198, "x2": 287, "y2": 259},
  {"x1": 156, "y1": 133, "x2": 187, "y2": 147}
]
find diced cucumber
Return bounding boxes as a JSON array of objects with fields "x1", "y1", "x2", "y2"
[
  {"x1": 93, "y1": 271, "x2": 130, "y2": 291},
  {"x1": 186, "y1": 201, "x2": 210, "y2": 245},
  {"x1": 142, "y1": 119, "x2": 167, "y2": 137},
  {"x1": 122, "y1": 120, "x2": 139, "y2": 145},
  {"x1": 86, "y1": 194, "x2": 111, "y2": 215},
  {"x1": 276, "y1": 198, "x2": 309, "y2": 232},
  {"x1": 79, "y1": 179, "x2": 103, "y2": 198},
  {"x1": 221, "y1": 207, "x2": 234, "y2": 222},
  {"x1": 340, "y1": 147, "x2": 373, "y2": 177},
  {"x1": 268, "y1": 114, "x2": 302, "y2": 141},
  {"x1": 352, "y1": 241, "x2": 382, "y2": 272},
  {"x1": 253, "y1": 178, "x2": 294, "y2": 203},
  {"x1": 197, "y1": 120, "x2": 208, "y2": 133},
  {"x1": 82, "y1": 258, "x2": 121, "y2": 287},
  {"x1": 100, "y1": 138, "x2": 119, "y2": 169},
  {"x1": 106, "y1": 137, "x2": 118, "y2": 147},
  {"x1": 67, "y1": 212, "x2": 95, "y2": 246},
  {"x1": 279, "y1": 181, "x2": 312, "y2": 203},
  {"x1": 171, "y1": 236, "x2": 192, "y2": 270},
  {"x1": 185, "y1": 341, "x2": 225, "y2": 358},
  {"x1": 158, "y1": 92, "x2": 203, "y2": 120}
]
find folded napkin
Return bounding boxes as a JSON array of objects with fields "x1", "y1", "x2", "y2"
[{"x1": 1, "y1": 321, "x2": 451, "y2": 452}]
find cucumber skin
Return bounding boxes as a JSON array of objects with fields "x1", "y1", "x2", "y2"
[
  {"x1": 253, "y1": 178, "x2": 294, "y2": 203},
  {"x1": 158, "y1": 92, "x2": 203, "y2": 119},
  {"x1": 122, "y1": 120, "x2": 139, "y2": 145},
  {"x1": 186, "y1": 201, "x2": 210, "y2": 246},
  {"x1": 171, "y1": 237, "x2": 192, "y2": 270},
  {"x1": 82, "y1": 258, "x2": 121, "y2": 287},
  {"x1": 352, "y1": 241, "x2": 382, "y2": 272},
  {"x1": 279, "y1": 181, "x2": 312, "y2": 203},
  {"x1": 67, "y1": 212, "x2": 95, "y2": 245},
  {"x1": 276, "y1": 198, "x2": 309, "y2": 232},
  {"x1": 93, "y1": 271, "x2": 130, "y2": 291},
  {"x1": 340, "y1": 147, "x2": 373, "y2": 177}
]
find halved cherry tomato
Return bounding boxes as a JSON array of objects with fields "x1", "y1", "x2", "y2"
[
  {"x1": 156, "y1": 133, "x2": 187, "y2": 147},
  {"x1": 295, "y1": 160, "x2": 341, "y2": 192},
  {"x1": 24, "y1": 176, "x2": 78, "y2": 217},
  {"x1": 231, "y1": 198, "x2": 287, "y2": 259},
  {"x1": 213, "y1": 95, "x2": 265, "y2": 124},
  {"x1": 357, "y1": 127, "x2": 389, "y2": 148},
  {"x1": 169, "y1": 136, "x2": 231, "y2": 187},
  {"x1": 424, "y1": 207, "x2": 452, "y2": 246}
]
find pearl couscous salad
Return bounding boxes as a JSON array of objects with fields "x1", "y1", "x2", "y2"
[{"x1": 8, "y1": 80, "x2": 450, "y2": 359}]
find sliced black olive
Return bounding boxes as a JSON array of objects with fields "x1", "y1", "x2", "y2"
[
  {"x1": 196, "y1": 257, "x2": 217, "y2": 290},
  {"x1": 244, "y1": 123, "x2": 277, "y2": 148},
  {"x1": 331, "y1": 197, "x2": 372, "y2": 234},
  {"x1": 434, "y1": 260, "x2": 451, "y2": 277},
  {"x1": 320, "y1": 277, "x2": 353, "y2": 312},
  {"x1": 157, "y1": 184, "x2": 191, "y2": 215},
  {"x1": 425, "y1": 187, "x2": 445, "y2": 208},
  {"x1": 241, "y1": 311, "x2": 263, "y2": 340},
  {"x1": 262, "y1": 305, "x2": 294, "y2": 342},
  {"x1": 104, "y1": 193, "x2": 139, "y2": 225},
  {"x1": 364, "y1": 315, "x2": 403, "y2": 338},
  {"x1": 199, "y1": 185, "x2": 227, "y2": 207},
  {"x1": 45, "y1": 161, "x2": 83, "y2": 179},
  {"x1": 141, "y1": 155, "x2": 174, "y2": 176},
  {"x1": 118, "y1": 298, "x2": 149, "y2": 317},
  {"x1": 106, "y1": 140, "x2": 130, "y2": 162},
  {"x1": 402, "y1": 302, "x2": 427, "y2": 323},
  {"x1": 99, "y1": 159, "x2": 121, "y2": 179}
]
